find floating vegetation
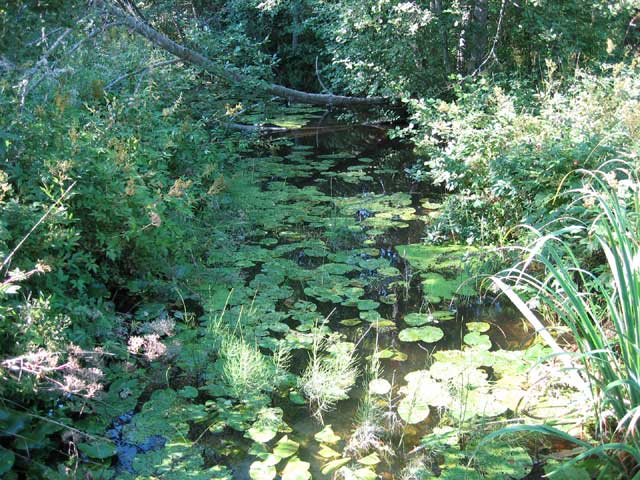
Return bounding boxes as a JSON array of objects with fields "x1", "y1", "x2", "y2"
[{"x1": 56, "y1": 119, "x2": 590, "y2": 480}]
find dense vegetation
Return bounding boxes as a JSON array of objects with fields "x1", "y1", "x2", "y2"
[{"x1": 1, "y1": 0, "x2": 640, "y2": 478}]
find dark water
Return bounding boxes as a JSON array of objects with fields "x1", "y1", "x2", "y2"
[{"x1": 221, "y1": 118, "x2": 533, "y2": 479}]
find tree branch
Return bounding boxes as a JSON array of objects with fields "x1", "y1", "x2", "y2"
[{"x1": 96, "y1": 0, "x2": 389, "y2": 107}]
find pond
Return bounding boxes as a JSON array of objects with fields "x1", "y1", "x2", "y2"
[{"x1": 108, "y1": 111, "x2": 588, "y2": 480}]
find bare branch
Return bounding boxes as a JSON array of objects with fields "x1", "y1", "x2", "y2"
[
  {"x1": 105, "y1": 58, "x2": 181, "y2": 90},
  {"x1": 96, "y1": 0, "x2": 389, "y2": 107}
]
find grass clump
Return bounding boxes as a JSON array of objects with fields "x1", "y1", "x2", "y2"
[
  {"x1": 219, "y1": 334, "x2": 290, "y2": 400},
  {"x1": 492, "y1": 163, "x2": 640, "y2": 477},
  {"x1": 300, "y1": 330, "x2": 358, "y2": 423}
]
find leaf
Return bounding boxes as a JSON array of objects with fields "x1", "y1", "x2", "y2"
[
  {"x1": 288, "y1": 391, "x2": 306, "y2": 405},
  {"x1": 249, "y1": 460, "x2": 277, "y2": 480},
  {"x1": 273, "y1": 436, "x2": 299, "y2": 459},
  {"x1": 368, "y1": 379, "x2": 391, "y2": 395},
  {"x1": 466, "y1": 322, "x2": 490, "y2": 333},
  {"x1": 78, "y1": 441, "x2": 117, "y2": 459},
  {"x1": 353, "y1": 467, "x2": 378, "y2": 480},
  {"x1": 357, "y1": 452, "x2": 381, "y2": 466},
  {"x1": 314, "y1": 425, "x2": 340, "y2": 444},
  {"x1": 321, "y1": 457, "x2": 351, "y2": 475},
  {"x1": 0, "y1": 448, "x2": 15, "y2": 475},
  {"x1": 463, "y1": 331, "x2": 491, "y2": 350},
  {"x1": 318, "y1": 444, "x2": 341, "y2": 458},
  {"x1": 247, "y1": 408, "x2": 284, "y2": 443},
  {"x1": 399, "y1": 326, "x2": 444, "y2": 343},
  {"x1": 178, "y1": 386, "x2": 199, "y2": 399},
  {"x1": 398, "y1": 394, "x2": 430, "y2": 424},
  {"x1": 281, "y1": 458, "x2": 311, "y2": 480},
  {"x1": 404, "y1": 313, "x2": 432, "y2": 326}
]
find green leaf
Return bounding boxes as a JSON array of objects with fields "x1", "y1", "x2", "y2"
[
  {"x1": 399, "y1": 326, "x2": 444, "y2": 343},
  {"x1": 78, "y1": 441, "x2": 117, "y2": 459},
  {"x1": 403, "y1": 313, "x2": 432, "y2": 326},
  {"x1": 357, "y1": 453, "x2": 381, "y2": 466},
  {"x1": 368, "y1": 379, "x2": 391, "y2": 395},
  {"x1": 314, "y1": 425, "x2": 340, "y2": 444},
  {"x1": 281, "y1": 458, "x2": 311, "y2": 480},
  {"x1": 273, "y1": 436, "x2": 299, "y2": 459},
  {"x1": 321, "y1": 457, "x2": 351, "y2": 475},
  {"x1": 250, "y1": 460, "x2": 277, "y2": 480},
  {"x1": 0, "y1": 448, "x2": 15, "y2": 475}
]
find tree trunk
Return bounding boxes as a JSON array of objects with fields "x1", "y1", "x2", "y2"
[
  {"x1": 430, "y1": 0, "x2": 450, "y2": 78},
  {"x1": 470, "y1": 0, "x2": 488, "y2": 72},
  {"x1": 96, "y1": 0, "x2": 389, "y2": 107},
  {"x1": 456, "y1": 0, "x2": 473, "y2": 74}
]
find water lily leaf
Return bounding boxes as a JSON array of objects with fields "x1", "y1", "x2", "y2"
[
  {"x1": 543, "y1": 460, "x2": 591, "y2": 480},
  {"x1": 353, "y1": 467, "x2": 378, "y2": 480},
  {"x1": 399, "y1": 326, "x2": 444, "y2": 343},
  {"x1": 404, "y1": 313, "x2": 432, "y2": 326},
  {"x1": 340, "y1": 318, "x2": 362, "y2": 327},
  {"x1": 356, "y1": 299, "x2": 380, "y2": 311},
  {"x1": 281, "y1": 458, "x2": 311, "y2": 480},
  {"x1": 360, "y1": 310, "x2": 382, "y2": 322},
  {"x1": 321, "y1": 457, "x2": 351, "y2": 475},
  {"x1": 466, "y1": 322, "x2": 490, "y2": 333},
  {"x1": 78, "y1": 441, "x2": 117, "y2": 459},
  {"x1": 247, "y1": 408, "x2": 283, "y2": 443},
  {"x1": 357, "y1": 453, "x2": 381, "y2": 466},
  {"x1": 463, "y1": 331, "x2": 491, "y2": 350},
  {"x1": 420, "y1": 273, "x2": 468, "y2": 304},
  {"x1": 398, "y1": 395, "x2": 430, "y2": 424},
  {"x1": 370, "y1": 319, "x2": 396, "y2": 329},
  {"x1": 379, "y1": 294, "x2": 397, "y2": 304},
  {"x1": 288, "y1": 391, "x2": 306, "y2": 405},
  {"x1": 314, "y1": 425, "x2": 340, "y2": 444},
  {"x1": 432, "y1": 310, "x2": 456, "y2": 321},
  {"x1": 250, "y1": 460, "x2": 277, "y2": 480},
  {"x1": 318, "y1": 444, "x2": 341, "y2": 458},
  {"x1": 474, "y1": 443, "x2": 532, "y2": 479},
  {"x1": 178, "y1": 386, "x2": 199, "y2": 399},
  {"x1": 369, "y1": 379, "x2": 391, "y2": 395},
  {"x1": 273, "y1": 436, "x2": 299, "y2": 459}
]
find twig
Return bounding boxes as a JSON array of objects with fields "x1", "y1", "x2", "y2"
[
  {"x1": 1, "y1": 181, "x2": 76, "y2": 273},
  {"x1": 315, "y1": 56, "x2": 332, "y2": 94},
  {"x1": 471, "y1": 0, "x2": 507, "y2": 77},
  {"x1": 105, "y1": 58, "x2": 180, "y2": 90}
]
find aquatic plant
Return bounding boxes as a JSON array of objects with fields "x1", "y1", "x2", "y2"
[
  {"x1": 219, "y1": 334, "x2": 290, "y2": 400},
  {"x1": 300, "y1": 328, "x2": 358, "y2": 423},
  {"x1": 492, "y1": 164, "x2": 640, "y2": 476}
]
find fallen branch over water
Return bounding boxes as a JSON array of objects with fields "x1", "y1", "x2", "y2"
[{"x1": 96, "y1": 0, "x2": 390, "y2": 108}]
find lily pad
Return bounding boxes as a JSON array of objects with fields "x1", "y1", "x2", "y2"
[
  {"x1": 399, "y1": 326, "x2": 444, "y2": 343},
  {"x1": 369, "y1": 379, "x2": 391, "y2": 395},
  {"x1": 358, "y1": 452, "x2": 381, "y2": 466},
  {"x1": 281, "y1": 458, "x2": 311, "y2": 480},
  {"x1": 247, "y1": 408, "x2": 284, "y2": 443},
  {"x1": 340, "y1": 318, "x2": 362, "y2": 327},
  {"x1": 250, "y1": 461, "x2": 277, "y2": 480},
  {"x1": 314, "y1": 425, "x2": 340, "y2": 444},
  {"x1": 466, "y1": 321, "x2": 490, "y2": 333},
  {"x1": 404, "y1": 313, "x2": 433, "y2": 326},
  {"x1": 321, "y1": 457, "x2": 351, "y2": 475},
  {"x1": 398, "y1": 394, "x2": 430, "y2": 424},
  {"x1": 463, "y1": 331, "x2": 491, "y2": 350},
  {"x1": 273, "y1": 436, "x2": 299, "y2": 459},
  {"x1": 318, "y1": 444, "x2": 341, "y2": 458}
]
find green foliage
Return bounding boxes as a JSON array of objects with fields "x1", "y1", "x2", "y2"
[
  {"x1": 494, "y1": 165, "x2": 640, "y2": 476},
  {"x1": 409, "y1": 64, "x2": 640, "y2": 244},
  {"x1": 300, "y1": 333, "x2": 358, "y2": 422}
]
